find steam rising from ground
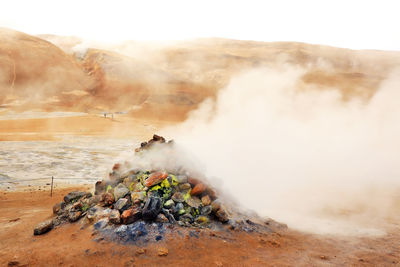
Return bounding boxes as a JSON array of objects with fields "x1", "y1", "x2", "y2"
[{"x1": 161, "y1": 66, "x2": 400, "y2": 236}]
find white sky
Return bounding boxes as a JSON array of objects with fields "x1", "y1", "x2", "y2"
[{"x1": 0, "y1": 0, "x2": 399, "y2": 50}]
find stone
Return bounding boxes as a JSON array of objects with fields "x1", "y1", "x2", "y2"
[
  {"x1": 201, "y1": 195, "x2": 211, "y2": 206},
  {"x1": 186, "y1": 196, "x2": 201, "y2": 208},
  {"x1": 131, "y1": 192, "x2": 145, "y2": 203},
  {"x1": 136, "y1": 248, "x2": 146, "y2": 255},
  {"x1": 171, "y1": 192, "x2": 184, "y2": 203},
  {"x1": 178, "y1": 183, "x2": 191, "y2": 191},
  {"x1": 195, "y1": 215, "x2": 209, "y2": 224},
  {"x1": 68, "y1": 211, "x2": 82, "y2": 222},
  {"x1": 109, "y1": 209, "x2": 121, "y2": 224},
  {"x1": 113, "y1": 183, "x2": 129, "y2": 200},
  {"x1": 144, "y1": 171, "x2": 168, "y2": 187},
  {"x1": 215, "y1": 207, "x2": 229, "y2": 223},
  {"x1": 114, "y1": 198, "x2": 128, "y2": 211},
  {"x1": 158, "y1": 247, "x2": 168, "y2": 256},
  {"x1": 53, "y1": 202, "x2": 65, "y2": 215},
  {"x1": 155, "y1": 213, "x2": 169, "y2": 223},
  {"x1": 191, "y1": 183, "x2": 206, "y2": 196},
  {"x1": 180, "y1": 213, "x2": 194, "y2": 223},
  {"x1": 121, "y1": 207, "x2": 142, "y2": 224},
  {"x1": 33, "y1": 219, "x2": 53, "y2": 235},
  {"x1": 200, "y1": 205, "x2": 212, "y2": 216},
  {"x1": 100, "y1": 192, "x2": 115, "y2": 206},
  {"x1": 142, "y1": 197, "x2": 162, "y2": 220},
  {"x1": 163, "y1": 199, "x2": 174, "y2": 208},
  {"x1": 161, "y1": 208, "x2": 176, "y2": 224},
  {"x1": 94, "y1": 218, "x2": 109, "y2": 230},
  {"x1": 176, "y1": 175, "x2": 188, "y2": 184},
  {"x1": 95, "y1": 181, "x2": 106, "y2": 195},
  {"x1": 211, "y1": 200, "x2": 222, "y2": 212},
  {"x1": 64, "y1": 191, "x2": 87, "y2": 203}
]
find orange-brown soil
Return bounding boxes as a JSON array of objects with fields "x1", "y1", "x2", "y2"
[
  {"x1": 0, "y1": 187, "x2": 399, "y2": 266},
  {"x1": 0, "y1": 114, "x2": 172, "y2": 141}
]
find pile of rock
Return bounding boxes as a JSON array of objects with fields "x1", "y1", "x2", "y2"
[{"x1": 34, "y1": 135, "x2": 233, "y2": 236}]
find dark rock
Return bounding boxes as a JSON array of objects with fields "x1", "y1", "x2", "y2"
[
  {"x1": 161, "y1": 208, "x2": 176, "y2": 224},
  {"x1": 109, "y1": 209, "x2": 121, "y2": 224},
  {"x1": 64, "y1": 191, "x2": 87, "y2": 203},
  {"x1": 34, "y1": 219, "x2": 53, "y2": 235},
  {"x1": 53, "y1": 202, "x2": 65, "y2": 215},
  {"x1": 142, "y1": 197, "x2": 162, "y2": 220},
  {"x1": 121, "y1": 207, "x2": 142, "y2": 224}
]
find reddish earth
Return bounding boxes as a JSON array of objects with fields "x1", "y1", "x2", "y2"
[{"x1": 0, "y1": 187, "x2": 399, "y2": 266}]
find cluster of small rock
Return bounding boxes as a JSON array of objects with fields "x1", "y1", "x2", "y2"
[{"x1": 34, "y1": 135, "x2": 231, "y2": 236}]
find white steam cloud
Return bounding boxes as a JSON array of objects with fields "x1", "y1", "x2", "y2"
[{"x1": 161, "y1": 66, "x2": 400, "y2": 236}]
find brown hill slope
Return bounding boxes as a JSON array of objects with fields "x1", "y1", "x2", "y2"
[{"x1": 0, "y1": 28, "x2": 95, "y2": 110}]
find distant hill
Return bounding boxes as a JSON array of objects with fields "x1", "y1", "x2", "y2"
[{"x1": 1, "y1": 28, "x2": 400, "y2": 121}]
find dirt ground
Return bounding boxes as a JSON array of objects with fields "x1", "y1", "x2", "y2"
[
  {"x1": 0, "y1": 114, "x2": 172, "y2": 141},
  {"x1": 0, "y1": 187, "x2": 399, "y2": 267}
]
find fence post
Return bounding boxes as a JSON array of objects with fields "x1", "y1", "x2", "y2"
[{"x1": 50, "y1": 176, "x2": 54, "y2": 197}]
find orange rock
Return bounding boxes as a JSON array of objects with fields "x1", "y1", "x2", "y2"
[
  {"x1": 191, "y1": 183, "x2": 206, "y2": 196},
  {"x1": 158, "y1": 247, "x2": 168, "y2": 256},
  {"x1": 145, "y1": 171, "x2": 168, "y2": 187},
  {"x1": 112, "y1": 163, "x2": 121, "y2": 171},
  {"x1": 121, "y1": 207, "x2": 141, "y2": 224}
]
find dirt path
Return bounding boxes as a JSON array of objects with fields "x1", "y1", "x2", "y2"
[{"x1": 0, "y1": 187, "x2": 399, "y2": 266}]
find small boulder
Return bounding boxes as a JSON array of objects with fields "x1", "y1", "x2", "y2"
[
  {"x1": 144, "y1": 172, "x2": 168, "y2": 187},
  {"x1": 113, "y1": 183, "x2": 129, "y2": 200},
  {"x1": 121, "y1": 207, "x2": 142, "y2": 224},
  {"x1": 53, "y1": 202, "x2": 65, "y2": 215},
  {"x1": 195, "y1": 215, "x2": 209, "y2": 224},
  {"x1": 68, "y1": 211, "x2": 82, "y2": 222},
  {"x1": 171, "y1": 192, "x2": 184, "y2": 203},
  {"x1": 201, "y1": 205, "x2": 212, "y2": 216},
  {"x1": 191, "y1": 183, "x2": 206, "y2": 196},
  {"x1": 109, "y1": 209, "x2": 121, "y2": 224},
  {"x1": 178, "y1": 183, "x2": 191, "y2": 191},
  {"x1": 100, "y1": 192, "x2": 115, "y2": 206},
  {"x1": 158, "y1": 247, "x2": 168, "y2": 256},
  {"x1": 131, "y1": 192, "x2": 145, "y2": 204},
  {"x1": 164, "y1": 199, "x2": 174, "y2": 209},
  {"x1": 34, "y1": 219, "x2": 53, "y2": 235},
  {"x1": 201, "y1": 195, "x2": 211, "y2": 206},
  {"x1": 114, "y1": 198, "x2": 129, "y2": 211},
  {"x1": 215, "y1": 207, "x2": 229, "y2": 223},
  {"x1": 186, "y1": 196, "x2": 201, "y2": 208},
  {"x1": 142, "y1": 197, "x2": 162, "y2": 220},
  {"x1": 64, "y1": 191, "x2": 87, "y2": 203},
  {"x1": 95, "y1": 181, "x2": 106, "y2": 195}
]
